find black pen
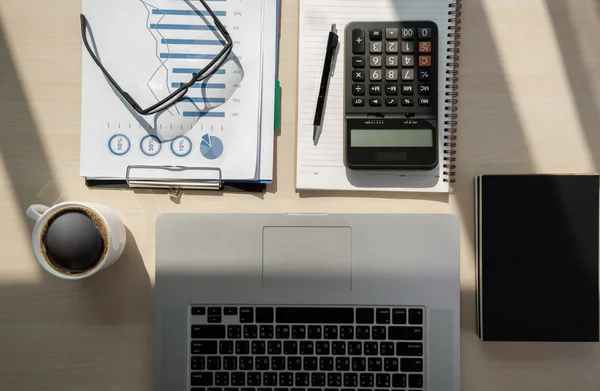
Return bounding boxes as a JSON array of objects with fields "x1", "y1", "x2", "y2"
[{"x1": 313, "y1": 24, "x2": 339, "y2": 145}]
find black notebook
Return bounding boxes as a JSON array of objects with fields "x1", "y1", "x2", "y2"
[{"x1": 475, "y1": 174, "x2": 599, "y2": 342}]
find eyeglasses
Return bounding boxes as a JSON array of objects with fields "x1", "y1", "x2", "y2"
[{"x1": 80, "y1": 0, "x2": 233, "y2": 116}]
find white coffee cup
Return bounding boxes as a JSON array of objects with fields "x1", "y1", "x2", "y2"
[{"x1": 26, "y1": 202, "x2": 126, "y2": 280}]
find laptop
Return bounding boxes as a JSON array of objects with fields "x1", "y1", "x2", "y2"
[{"x1": 155, "y1": 213, "x2": 460, "y2": 391}]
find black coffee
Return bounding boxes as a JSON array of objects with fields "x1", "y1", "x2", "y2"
[{"x1": 40, "y1": 207, "x2": 108, "y2": 275}]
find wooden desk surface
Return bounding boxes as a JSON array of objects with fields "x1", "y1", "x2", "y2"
[{"x1": 1, "y1": 0, "x2": 600, "y2": 389}]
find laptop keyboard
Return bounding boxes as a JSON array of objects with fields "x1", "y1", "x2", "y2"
[{"x1": 189, "y1": 306, "x2": 425, "y2": 391}]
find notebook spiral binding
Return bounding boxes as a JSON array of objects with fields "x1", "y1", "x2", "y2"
[{"x1": 443, "y1": 0, "x2": 462, "y2": 185}]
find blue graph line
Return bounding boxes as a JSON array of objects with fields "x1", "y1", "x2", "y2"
[
  {"x1": 183, "y1": 112, "x2": 226, "y2": 118},
  {"x1": 150, "y1": 24, "x2": 219, "y2": 31},
  {"x1": 152, "y1": 9, "x2": 226, "y2": 16},
  {"x1": 161, "y1": 38, "x2": 226, "y2": 45},
  {"x1": 173, "y1": 68, "x2": 226, "y2": 74},
  {"x1": 172, "y1": 82, "x2": 226, "y2": 89},
  {"x1": 179, "y1": 97, "x2": 226, "y2": 103}
]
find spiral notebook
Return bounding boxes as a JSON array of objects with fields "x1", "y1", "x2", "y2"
[{"x1": 296, "y1": 0, "x2": 461, "y2": 193}]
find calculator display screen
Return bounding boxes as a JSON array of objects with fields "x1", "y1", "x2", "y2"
[{"x1": 351, "y1": 128, "x2": 433, "y2": 148}]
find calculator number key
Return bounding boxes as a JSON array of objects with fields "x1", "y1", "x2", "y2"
[
  {"x1": 370, "y1": 41, "x2": 382, "y2": 54},
  {"x1": 353, "y1": 70, "x2": 365, "y2": 81},
  {"x1": 386, "y1": 41, "x2": 398, "y2": 54},
  {"x1": 386, "y1": 56, "x2": 398, "y2": 67},
  {"x1": 418, "y1": 42, "x2": 432, "y2": 53},
  {"x1": 352, "y1": 98, "x2": 365, "y2": 107},
  {"x1": 418, "y1": 28, "x2": 432, "y2": 39},
  {"x1": 370, "y1": 56, "x2": 382, "y2": 68},
  {"x1": 386, "y1": 69, "x2": 398, "y2": 81},
  {"x1": 370, "y1": 69, "x2": 382, "y2": 81},
  {"x1": 401, "y1": 28, "x2": 415, "y2": 39},
  {"x1": 401, "y1": 69, "x2": 415, "y2": 81},
  {"x1": 401, "y1": 41, "x2": 415, "y2": 53},
  {"x1": 401, "y1": 56, "x2": 414, "y2": 67},
  {"x1": 419, "y1": 56, "x2": 432, "y2": 67},
  {"x1": 353, "y1": 56, "x2": 366, "y2": 68}
]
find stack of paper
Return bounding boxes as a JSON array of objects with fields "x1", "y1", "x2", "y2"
[{"x1": 80, "y1": 0, "x2": 278, "y2": 186}]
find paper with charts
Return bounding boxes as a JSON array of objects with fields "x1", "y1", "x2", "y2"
[{"x1": 81, "y1": 0, "x2": 277, "y2": 183}]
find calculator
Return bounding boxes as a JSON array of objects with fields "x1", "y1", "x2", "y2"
[{"x1": 344, "y1": 21, "x2": 439, "y2": 170}]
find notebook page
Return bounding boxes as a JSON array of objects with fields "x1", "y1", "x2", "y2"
[{"x1": 297, "y1": 0, "x2": 452, "y2": 192}]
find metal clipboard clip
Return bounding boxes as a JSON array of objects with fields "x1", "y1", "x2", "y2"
[{"x1": 126, "y1": 165, "x2": 223, "y2": 198}]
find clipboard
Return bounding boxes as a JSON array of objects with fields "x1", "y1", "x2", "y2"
[{"x1": 85, "y1": 165, "x2": 267, "y2": 194}]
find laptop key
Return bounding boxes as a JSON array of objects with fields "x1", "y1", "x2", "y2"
[
  {"x1": 364, "y1": 342, "x2": 378, "y2": 355},
  {"x1": 272, "y1": 357, "x2": 286, "y2": 370},
  {"x1": 327, "y1": 373, "x2": 342, "y2": 387},
  {"x1": 215, "y1": 372, "x2": 230, "y2": 386},
  {"x1": 264, "y1": 373, "x2": 277, "y2": 386},
  {"x1": 288, "y1": 356, "x2": 302, "y2": 370},
  {"x1": 388, "y1": 326, "x2": 423, "y2": 341},
  {"x1": 376, "y1": 308, "x2": 391, "y2": 324},
  {"x1": 368, "y1": 357, "x2": 382, "y2": 371},
  {"x1": 207, "y1": 356, "x2": 221, "y2": 370},
  {"x1": 224, "y1": 307, "x2": 238, "y2": 315},
  {"x1": 324, "y1": 326, "x2": 338, "y2": 339},
  {"x1": 300, "y1": 341, "x2": 314, "y2": 355},
  {"x1": 251, "y1": 341, "x2": 266, "y2": 355},
  {"x1": 220, "y1": 340, "x2": 234, "y2": 354},
  {"x1": 296, "y1": 373, "x2": 310, "y2": 386},
  {"x1": 409, "y1": 308, "x2": 424, "y2": 325},
  {"x1": 260, "y1": 325, "x2": 274, "y2": 339},
  {"x1": 356, "y1": 308, "x2": 375, "y2": 324},
  {"x1": 192, "y1": 341, "x2": 217, "y2": 355},
  {"x1": 292, "y1": 326, "x2": 306, "y2": 339},
  {"x1": 339, "y1": 326, "x2": 354, "y2": 339},
  {"x1": 228, "y1": 325, "x2": 242, "y2": 339},
  {"x1": 311, "y1": 373, "x2": 326, "y2": 386},
  {"x1": 396, "y1": 342, "x2": 423, "y2": 356},
  {"x1": 308, "y1": 326, "x2": 322, "y2": 339},
  {"x1": 232, "y1": 373, "x2": 246, "y2": 386},
  {"x1": 392, "y1": 308, "x2": 407, "y2": 324},
  {"x1": 304, "y1": 356, "x2": 318, "y2": 371},
  {"x1": 384, "y1": 357, "x2": 399, "y2": 372},
  {"x1": 401, "y1": 358, "x2": 423, "y2": 372},
  {"x1": 191, "y1": 372, "x2": 214, "y2": 386},
  {"x1": 276, "y1": 307, "x2": 354, "y2": 324},
  {"x1": 348, "y1": 341, "x2": 362, "y2": 355},
  {"x1": 356, "y1": 326, "x2": 370, "y2": 339},
  {"x1": 240, "y1": 308, "x2": 254, "y2": 323},
  {"x1": 236, "y1": 341, "x2": 250, "y2": 355},
  {"x1": 192, "y1": 307, "x2": 206, "y2": 316},
  {"x1": 192, "y1": 325, "x2": 226, "y2": 339},
  {"x1": 256, "y1": 356, "x2": 270, "y2": 370},
  {"x1": 223, "y1": 356, "x2": 238, "y2": 370},
  {"x1": 284, "y1": 341, "x2": 298, "y2": 354},
  {"x1": 240, "y1": 357, "x2": 254, "y2": 370},
  {"x1": 409, "y1": 374, "x2": 423, "y2": 388},
  {"x1": 256, "y1": 307, "x2": 275, "y2": 323},
  {"x1": 268, "y1": 341, "x2": 282, "y2": 354},
  {"x1": 372, "y1": 326, "x2": 386, "y2": 340},
  {"x1": 244, "y1": 325, "x2": 258, "y2": 339},
  {"x1": 191, "y1": 357, "x2": 205, "y2": 370},
  {"x1": 332, "y1": 341, "x2": 346, "y2": 355},
  {"x1": 392, "y1": 374, "x2": 407, "y2": 388},
  {"x1": 280, "y1": 373, "x2": 294, "y2": 386},
  {"x1": 319, "y1": 357, "x2": 334, "y2": 371},
  {"x1": 352, "y1": 357, "x2": 366, "y2": 371},
  {"x1": 208, "y1": 307, "x2": 221, "y2": 316},
  {"x1": 316, "y1": 341, "x2": 330, "y2": 355},
  {"x1": 343, "y1": 373, "x2": 358, "y2": 387},
  {"x1": 360, "y1": 373, "x2": 374, "y2": 387},
  {"x1": 376, "y1": 373, "x2": 390, "y2": 387},
  {"x1": 276, "y1": 325, "x2": 290, "y2": 339},
  {"x1": 247, "y1": 373, "x2": 261, "y2": 386},
  {"x1": 335, "y1": 357, "x2": 350, "y2": 371},
  {"x1": 380, "y1": 342, "x2": 394, "y2": 356}
]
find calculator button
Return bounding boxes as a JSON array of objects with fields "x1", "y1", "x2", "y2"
[
  {"x1": 401, "y1": 85, "x2": 414, "y2": 95},
  {"x1": 401, "y1": 41, "x2": 415, "y2": 53},
  {"x1": 370, "y1": 56, "x2": 383, "y2": 68},
  {"x1": 385, "y1": 98, "x2": 398, "y2": 107},
  {"x1": 419, "y1": 98, "x2": 431, "y2": 106},
  {"x1": 419, "y1": 84, "x2": 431, "y2": 95},
  {"x1": 353, "y1": 98, "x2": 365, "y2": 107},
  {"x1": 401, "y1": 56, "x2": 414, "y2": 67},
  {"x1": 370, "y1": 98, "x2": 382, "y2": 107},
  {"x1": 386, "y1": 41, "x2": 399, "y2": 54},
  {"x1": 418, "y1": 28, "x2": 432, "y2": 39},
  {"x1": 352, "y1": 56, "x2": 366, "y2": 68},
  {"x1": 352, "y1": 28, "x2": 366, "y2": 54},
  {"x1": 370, "y1": 84, "x2": 383, "y2": 95},
  {"x1": 401, "y1": 98, "x2": 414, "y2": 107},
  {"x1": 385, "y1": 84, "x2": 399, "y2": 95},
  {"x1": 386, "y1": 69, "x2": 398, "y2": 81},
  {"x1": 370, "y1": 69, "x2": 382, "y2": 81},
  {"x1": 370, "y1": 41, "x2": 382, "y2": 54},
  {"x1": 370, "y1": 29, "x2": 383, "y2": 41},
  {"x1": 401, "y1": 28, "x2": 415, "y2": 39},
  {"x1": 419, "y1": 69, "x2": 431, "y2": 81},
  {"x1": 386, "y1": 56, "x2": 398, "y2": 67},
  {"x1": 401, "y1": 69, "x2": 415, "y2": 81},
  {"x1": 419, "y1": 56, "x2": 432, "y2": 67},
  {"x1": 353, "y1": 84, "x2": 366, "y2": 95},
  {"x1": 353, "y1": 70, "x2": 365, "y2": 81},
  {"x1": 386, "y1": 28, "x2": 399, "y2": 40},
  {"x1": 418, "y1": 42, "x2": 432, "y2": 53}
]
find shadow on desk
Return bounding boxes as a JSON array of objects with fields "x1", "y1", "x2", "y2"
[{"x1": 0, "y1": 228, "x2": 153, "y2": 390}]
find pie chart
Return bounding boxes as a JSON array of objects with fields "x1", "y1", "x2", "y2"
[{"x1": 200, "y1": 134, "x2": 224, "y2": 160}]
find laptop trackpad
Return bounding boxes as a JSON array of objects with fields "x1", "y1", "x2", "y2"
[{"x1": 263, "y1": 226, "x2": 352, "y2": 291}]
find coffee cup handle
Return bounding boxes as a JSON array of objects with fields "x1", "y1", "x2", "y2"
[{"x1": 26, "y1": 204, "x2": 50, "y2": 223}]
